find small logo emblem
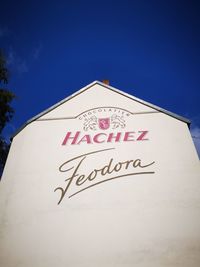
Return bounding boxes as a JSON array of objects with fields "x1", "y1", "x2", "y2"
[
  {"x1": 98, "y1": 118, "x2": 110, "y2": 130},
  {"x1": 80, "y1": 107, "x2": 130, "y2": 131}
]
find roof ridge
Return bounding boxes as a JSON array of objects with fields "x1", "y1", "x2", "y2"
[{"x1": 11, "y1": 81, "x2": 190, "y2": 139}]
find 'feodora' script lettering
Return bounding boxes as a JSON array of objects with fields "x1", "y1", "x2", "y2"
[
  {"x1": 62, "y1": 131, "x2": 149, "y2": 145},
  {"x1": 54, "y1": 148, "x2": 155, "y2": 204}
]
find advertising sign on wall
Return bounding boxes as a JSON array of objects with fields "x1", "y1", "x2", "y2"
[{"x1": 0, "y1": 81, "x2": 200, "y2": 267}]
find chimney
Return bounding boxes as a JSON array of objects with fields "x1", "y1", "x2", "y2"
[{"x1": 102, "y1": 79, "x2": 109, "y2": 85}]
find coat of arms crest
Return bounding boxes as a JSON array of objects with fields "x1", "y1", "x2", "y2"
[{"x1": 98, "y1": 118, "x2": 110, "y2": 130}]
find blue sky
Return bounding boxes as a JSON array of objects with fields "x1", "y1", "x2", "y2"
[{"x1": 0, "y1": 0, "x2": 200, "y2": 156}]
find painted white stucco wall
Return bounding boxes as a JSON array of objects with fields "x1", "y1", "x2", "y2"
[{"x1": 0, "y1": 82, "x2": 200, "y2": 267}]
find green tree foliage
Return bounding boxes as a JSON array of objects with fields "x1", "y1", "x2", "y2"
[{"x1": 0, "y1": 50, "x2": 15, "y2": 175}]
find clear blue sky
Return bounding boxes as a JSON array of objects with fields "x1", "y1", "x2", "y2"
[{"x1": 0, "y1": 0, "x2": 200, "y2": 155}]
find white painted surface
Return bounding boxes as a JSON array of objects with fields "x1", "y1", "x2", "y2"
[{"x1": 0, "y1": 83, "x2": 200, "y2": 267}]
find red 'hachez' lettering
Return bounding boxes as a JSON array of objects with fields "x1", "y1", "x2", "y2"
[{"x1": 62, "y1": 131, "x2": 149, "y2": 145}]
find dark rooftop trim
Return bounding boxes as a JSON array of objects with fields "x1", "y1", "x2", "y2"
[{"x1": 11, "y1": 81, "x2": 190, "y2": 139}]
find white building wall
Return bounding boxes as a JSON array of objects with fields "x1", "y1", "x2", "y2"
[{"x1": 0, "y1": 84, "x2": 200, "y2": 267}]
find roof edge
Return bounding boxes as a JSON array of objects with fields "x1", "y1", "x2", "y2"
[
  {"x1": 11, "y1": 80, "x2": 190, "y2": 139},
  {"x1": 11, "y1": 81, "x2": 99, "y2": 139},
  {"x1": 98, "y1": 81, "x2": 190, "y2": 125}
]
